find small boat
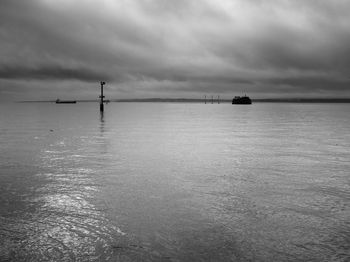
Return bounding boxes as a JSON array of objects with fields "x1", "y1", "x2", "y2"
[
  {"x1": 55, "y1": 99, "x2": 76, "y2": 104},
  {"x1": 232, "y1": 95, "x2": 252, "y2": 104}
]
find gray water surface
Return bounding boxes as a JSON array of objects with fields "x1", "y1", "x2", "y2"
[{"x1": 0, "y1": 102, "x2": 349, "y2": 261}]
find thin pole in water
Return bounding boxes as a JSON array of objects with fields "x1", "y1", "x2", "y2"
[{"x1": 100, "y1": 81, "x2": 105, "y2": 112}]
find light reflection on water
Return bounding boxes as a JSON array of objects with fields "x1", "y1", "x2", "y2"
[{"x1": 0, "y1": 102, "x2": 349, "y2": 261}]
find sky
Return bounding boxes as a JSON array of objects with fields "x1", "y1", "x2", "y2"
[{"x1": 1, "y1": 0, "x2": 350, "y2": 101}]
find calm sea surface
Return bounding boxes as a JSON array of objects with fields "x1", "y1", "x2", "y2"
[{"x1": 0, "y1": 102, "x2": 349, "y2": 261}]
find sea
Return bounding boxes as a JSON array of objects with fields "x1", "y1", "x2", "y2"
[{"x1": 0, "y1": 102, "x2": 349, "y2": 261}]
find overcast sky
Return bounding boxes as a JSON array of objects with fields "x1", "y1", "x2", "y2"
[{"x1": 1, "y1": 0, "x2": 350, "y2": 101}]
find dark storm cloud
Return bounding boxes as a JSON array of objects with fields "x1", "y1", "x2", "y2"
[
  {"x1": 1, "y1": 0, "x2": 350, "y2": 100},
  {"x1": 266, "y1": 75, "x2": 350, "y2": 91},
  {"x1": 0, "y1": 65, "x2": 111, "y2": 82}
]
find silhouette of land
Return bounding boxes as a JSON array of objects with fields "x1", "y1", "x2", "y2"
[
  {"x1": 113, "y1": 98, "x2": 350, "y2": 103},
  {"x1": 18, "y1": 98, "x2": 350, "y2": 103}
]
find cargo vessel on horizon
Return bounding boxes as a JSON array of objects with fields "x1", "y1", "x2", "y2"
[{"x1": 55, "y1": 99, "x2": 76, "y2": 104}]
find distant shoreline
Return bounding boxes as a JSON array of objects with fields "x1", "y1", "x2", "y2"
[{"x1": 17, "y1": 98, "x2": 350, "y2": 103}]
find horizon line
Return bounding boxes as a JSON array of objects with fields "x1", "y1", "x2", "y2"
[{"x1": 15, "y1": 97, "x2": 350, "y2": 103}]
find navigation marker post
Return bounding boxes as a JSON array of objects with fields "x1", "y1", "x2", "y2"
[{"x1": 99, "y1": 81, "x2": 106, "y2": 112}]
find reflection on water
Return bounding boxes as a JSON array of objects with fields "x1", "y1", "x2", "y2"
[
  {"x1": 0, "y1": 102, "x2": 350, "y2": 261},
  {"x1": 0, "y1": 107, "x2": 128, "y2": 261},
  {"x1": 100, "y1": 111, "x2": 105, "y2": 131}
]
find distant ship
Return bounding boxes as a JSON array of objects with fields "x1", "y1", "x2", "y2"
[
  {"x1": 55, "y1": 99, "x2": 76, "y2": 104},
  {"x1": 232, "y1": 95, "x2": 252, "y2": 104}
]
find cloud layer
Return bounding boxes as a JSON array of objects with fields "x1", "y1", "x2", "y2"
[{"x1": 1, "y1": 0, "x2": 350, "y2": 100}]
